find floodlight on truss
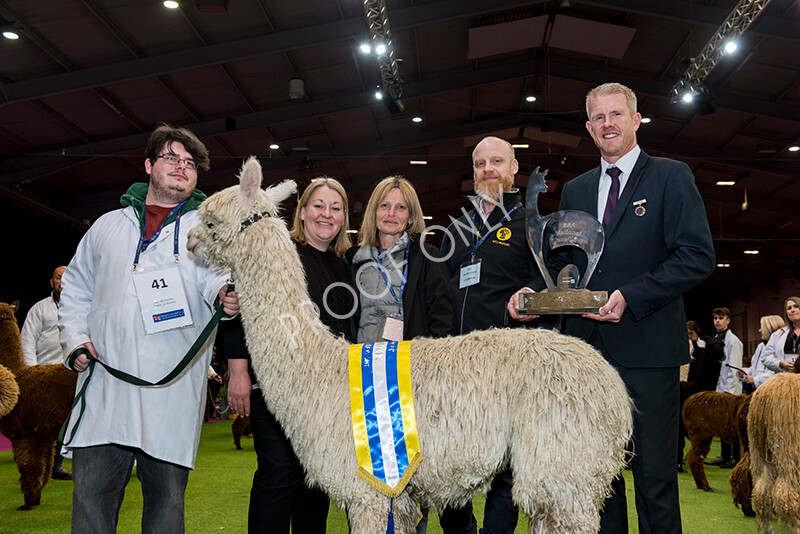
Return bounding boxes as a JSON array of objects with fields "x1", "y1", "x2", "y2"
[
  {"x1": 362, "y1": 0, "x2": 404, "y2": 113},
  {"x1": 670, "y1": 0, "x2": 772, "y2": 104}
]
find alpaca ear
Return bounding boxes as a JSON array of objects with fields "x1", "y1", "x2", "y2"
[
  {"x1": 238, "y1": 156, "x2": 263, "y2": 205},
  {"x1": 266, "y1": 180, "x2": 298, "y2": 206}
]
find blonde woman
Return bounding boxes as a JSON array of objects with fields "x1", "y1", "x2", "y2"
[{"x1": 347, "y1": 176, "x2": 453, "y2": 344}]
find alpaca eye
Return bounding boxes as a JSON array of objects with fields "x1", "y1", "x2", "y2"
[{"x1": 207, "y1": 222, "x2": 215, "y2": 229}]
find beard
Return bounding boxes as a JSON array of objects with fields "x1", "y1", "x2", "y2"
[{"x1": 474, "y1": 173, "x2": 515, "y2": 203}]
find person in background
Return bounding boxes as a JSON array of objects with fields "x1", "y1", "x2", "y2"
[
  {"x1": 762, "y1": 296, "x2": 800, "y2": 375},
  {"x1": 20, "y1": 265, "x2": 72, "y2": 480},
  {"x1": 226, "y1": 177, "x2": 356, "y2": 534},
  {"x1": 704, "y1": 306, "x2": 743, "y2": 469},
  {"x1": 738, "y1": 314, "x2": 785, "y2": 393},
  {"x1": 681, "y1": 320, "x2": 706, "y2": 382}
]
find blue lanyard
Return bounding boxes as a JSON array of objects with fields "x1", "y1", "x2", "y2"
[
  {"x1": 133, "y1": 200, "x2": 187, "y2": 269},
  {"x1": 374, "y1": 239, "x2": 410, "y2": 309},
  {"x1": 471, "y1": 202, "x2": 521, "y2": 257}
]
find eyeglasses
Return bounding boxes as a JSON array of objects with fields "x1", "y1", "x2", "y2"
[{"x1": 156, "y1": 154, "x2": 197, "y2": 171}]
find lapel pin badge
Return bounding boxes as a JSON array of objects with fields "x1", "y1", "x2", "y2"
[{"x1": 633, "y1": 199, "x2": 647, "y2": 217}]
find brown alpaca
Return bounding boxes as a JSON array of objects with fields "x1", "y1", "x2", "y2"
[
  {"x1": 0, "y1": 363, "x2": 20, "y2": 416},
  {"x1": 231, "y1": 414, "x2": 252, "y2": 450},
  {"x1": 749, "y1": 371, "x2": 800, "y2": 534},
  {"x1": 0, "y1": 301, "x2": 77, "y2": 510},
  {"x1": 682, "y1": 391, "x2": 751, "y2": 502},
  {"x1": 729, "y1": 391, "x2": 755, "y2": 517}
]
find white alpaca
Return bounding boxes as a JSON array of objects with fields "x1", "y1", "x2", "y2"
[{"x1": 188, "y1": 157, "x2": 634, "y2": 534}]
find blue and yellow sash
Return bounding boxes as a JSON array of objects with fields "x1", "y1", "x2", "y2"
[{"x1": 348, "y1": 341, "x2": 422, "y2": 497}]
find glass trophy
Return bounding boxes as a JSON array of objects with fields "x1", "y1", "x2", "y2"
[{"x1": 518, "y1": 167, "x2": 608, "y2": 315}]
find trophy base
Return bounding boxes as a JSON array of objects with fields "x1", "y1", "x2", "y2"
[{"x1": 518, "y1": 290, "x2": 608, "y2": 315}]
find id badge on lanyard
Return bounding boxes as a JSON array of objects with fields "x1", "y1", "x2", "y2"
[
  {"x1": 133, "y1": 263, "x2": 195, "y2": 334},
  {"x1": 131, "y1": 200, "x2": 194, "y2": 335}
]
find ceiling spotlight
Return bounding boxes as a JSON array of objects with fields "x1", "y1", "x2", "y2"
[
  {"x1": 163, "y1": 0, "x2": 179, "y2": 8},
  {"x1": 641, "y1": 117, "x2": 651, "y2": 124},
  {"x1": 789, "y1": 146, "x2": 800, "y2": 152},
  {"x1": 412, "y1": 116, "x2": 423, "y2": 123},
  {"x1": 374, "y1": 90, "x2": 384, "y2": 100},
  {"x1": 716, "y1": 181, "x2": 735, "y2": 186},
  {"x1": 423, "y1": 216, "x2": 433, "y2": 220},
  {"x1": 525, "y1": 95, "x2": 537, "y2": 103},
  {"x1": 716, "y1": 263, "x2": 731, "y2": 268},
  {"x1": 511, "y1": 143, "x2": 529, "y2": 149},
  {"x1": 2, "y1": 30, "x2": 20, "y2": 40},
  {"x1": 374, "y1": 43, "x2": 387, "y2": 55},
  {"x1": 681, "y1": 92, "x2": 694, "y2": 103},
  {"x1": 723, "y1": 40, "x2": 738, "y2": 54},
  {"x1": 743, "y1": 250, "x2": 759, "y2": 255},
  {"x1": 359, "y1": 43, "x2": 371, "y2": 54},
  {"x1": 269, "y1": 144, "x2": 279, "y2": 150},
  {"x1": 410, "y1": 160, "x2": 428, "y2": 165}
]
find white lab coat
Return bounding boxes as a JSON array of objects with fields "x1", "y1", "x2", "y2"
[
  {"x1": 715, "y1": 329, "x2": 743, "y2": 395},
  {"x1": 59, "y1": 205, "x2": 228, "y2": 468},
  {"x1": 20, "y1": 294, "x2": 63, "y2": 365},
  {"x1": 762, "y1": 326, "x2": 798, "y2": 374},
  {"x1": 748, "y1": 342, "x2": 775, "y2": 389}
]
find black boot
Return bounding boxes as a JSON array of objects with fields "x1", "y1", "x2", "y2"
[{"x1": 52, "y1": 451, "x2": 73, "y2": 480}]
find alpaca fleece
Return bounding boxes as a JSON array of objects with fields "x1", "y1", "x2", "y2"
[
  {"x1": 749, "y1": 373, "x2": 800, "y2": 534},
  {"x1": 187, "y1": 157, "x2": 634, "y2": 534},
  {"x1": 0, "y1": 301, "x2": 77, "y2": 510}
]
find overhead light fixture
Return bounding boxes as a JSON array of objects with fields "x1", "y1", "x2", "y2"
[
  {"x1": 359, "y1": 43, "x2": 371, "y2": 54},
  {"x1": 670, "y1": 0, "x2": 771, "y2": 104},
  {"x1": 743, "y1": 250, "x2": 759, "y2": 255},
  {"x1": 374, "y1": 89, "x2": 384, "y2": 100},
  {"x1": 2, "y1": 30, "x2": 20, "y2": 40},
  {"x1": 412, "y1": 116, "x2": 423, "y2": 123},
  {"x1": 362, "y1": 0, "x2": 404, "y2": 114},
  {"x1": 525, "y1": 95, "x2": 537, "y2": 103},
  {"x1": 681, "y1": 92, "x2": 694, "y2": 103},
  {"x1": 410, "y1": 160, "x2": 427, "y2": 165},
  {"x1": 511, "y1": 143, "x2": 529, "y2": 149},
  {"x1": 163, "y1": 0, "x2": 179, "y2": 8},
  {"x1": 741, "y1": 188, "x2": 749, "y2": 212},
  {"x1": 789, "y1": 146, "x2": 800, "y2": 152},
  {"x1": 641, "y1": 117, "x2": 651, "y2": 124},
  {"x1": 716, "y1": 180, "x2": 735, "y2": 186},
  {"x1": 723, "y1": 39, "x2": 738, "y2": 54},
  {"x1": 717, "y1": 263, "x2": 731, "y2": 268},
  {"x1": 269, "y1": 144, "x2": 279, "y2": 150},
  {"x1": 346, "y1": 230, "x2": 358, "y2": 234},
  {"x1": 423, "y1": 216, "x2": 433, "y2": 220}
]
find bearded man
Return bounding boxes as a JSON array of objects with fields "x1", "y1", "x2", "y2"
[{"x1": 437, "y1": 136, "x2": 549, "y2": 534}]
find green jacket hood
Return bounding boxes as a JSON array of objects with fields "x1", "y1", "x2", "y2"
[{"x1": 120, "y1": 183, "x2": 207, "y2": 227}]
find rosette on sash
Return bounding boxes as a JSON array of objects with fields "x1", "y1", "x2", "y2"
[{"x1": 348, "y1": 341, "x2": 422, "y2": 497}]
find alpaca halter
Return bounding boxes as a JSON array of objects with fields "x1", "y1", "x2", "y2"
[{"x1": 239, "y1": 211, "x2": 272, "y2": 232}]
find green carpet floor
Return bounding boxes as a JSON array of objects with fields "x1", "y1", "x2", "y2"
[{"x1": 0, "y1": 420, "x2": 786, "y2": 533}]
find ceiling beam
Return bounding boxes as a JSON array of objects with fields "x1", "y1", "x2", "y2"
[{"x1": 2, "y1": 0, "x2": 798, "y2": 106}]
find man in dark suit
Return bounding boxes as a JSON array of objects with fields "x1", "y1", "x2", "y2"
[{"x1": 510, "y1": 82, "x2": 715, "y2": 533}]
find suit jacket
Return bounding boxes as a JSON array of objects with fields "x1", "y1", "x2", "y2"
[{"x1": 558, "y1": 150, "x2": 715, "y2": 368}]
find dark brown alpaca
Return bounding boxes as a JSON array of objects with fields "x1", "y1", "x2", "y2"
[
  {"x1": 0, "y1": 301, "x2": 77, "y2": 510},
  {"x1": 231, "y1": 414, "x2": 252, "y2": 450},
  {"x1": 682, "y1": 390, "x2": 753, "y2": 514}
]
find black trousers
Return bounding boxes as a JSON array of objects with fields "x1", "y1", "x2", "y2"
[
  {"x1": 248, "y1": 389, "x2": 329, "y2": 534},
  {"x1": 591, "y1": 331, "x2": 682, "y2": 534}
]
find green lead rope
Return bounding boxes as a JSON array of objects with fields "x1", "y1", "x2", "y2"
[{"x1": 59, "y1": 287, "x2": 233, "y2": 446}]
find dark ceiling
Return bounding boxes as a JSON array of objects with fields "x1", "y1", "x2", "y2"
[{"x1": 1, "y1": 0, "x2": 799, "y2": 299}]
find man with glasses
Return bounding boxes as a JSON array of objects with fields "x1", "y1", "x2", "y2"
[{"x1": 59, "y1": 124, "x2": 240, "y2": 533}]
